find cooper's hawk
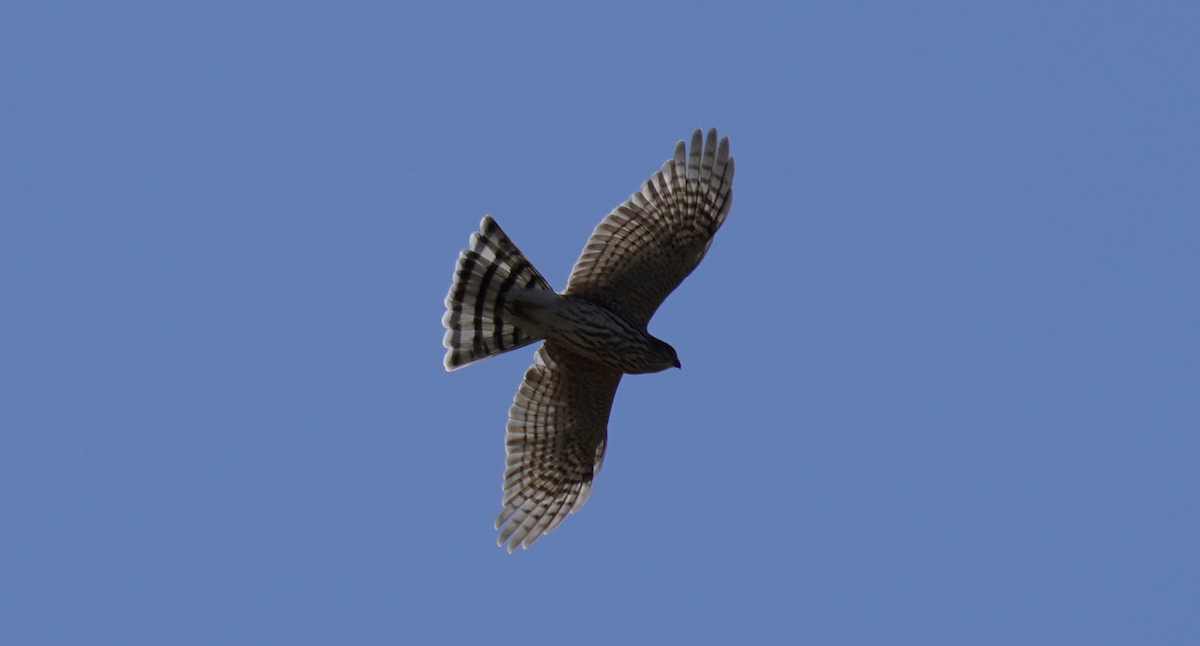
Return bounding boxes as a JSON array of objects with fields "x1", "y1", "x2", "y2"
[{"x1": 443, "y1": 129, "x2": 734, "y2": 551}]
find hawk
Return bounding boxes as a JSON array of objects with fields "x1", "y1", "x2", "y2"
[{"x1": 442, "y1": 129, "x2": 734, "y2": 551}]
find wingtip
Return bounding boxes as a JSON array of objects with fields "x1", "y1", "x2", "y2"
[
  {"x1": 703, "y1": 128, "x2": 718, "y2": 158},
  {"x1": 496, "y1": 532, "x2": 519, "y2": 553}
]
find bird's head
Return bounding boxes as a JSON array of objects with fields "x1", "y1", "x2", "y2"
[{"x1": 647, "y1": 337, "x2": 681, "y2": 372}]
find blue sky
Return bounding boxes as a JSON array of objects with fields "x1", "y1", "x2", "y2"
[{"x1": 3, "y1": 2, "x2": 1197, "y2": 644}]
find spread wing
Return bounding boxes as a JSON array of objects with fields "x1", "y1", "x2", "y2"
[
  {"x1": 496, "y1": 344, "x2": 623, "y2": 552},
  {"x1": 564, "y1": 128, "x2": 734, "y2": 326}
]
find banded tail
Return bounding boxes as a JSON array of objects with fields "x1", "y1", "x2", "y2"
[{"x1": 443, "y1": 215, "x2": 554, "y2": 371}]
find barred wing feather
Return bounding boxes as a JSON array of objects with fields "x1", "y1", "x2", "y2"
[
  {"x1": 564, "y1": 128, "x2": 734, "y2": 326},
  {"x1": 496, "y1": 344, "x2": 622, "y2": 552}
]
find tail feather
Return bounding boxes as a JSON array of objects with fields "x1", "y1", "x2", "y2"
[{"x1": 443, "y1": 215, "x2": 553, "y2": 370}]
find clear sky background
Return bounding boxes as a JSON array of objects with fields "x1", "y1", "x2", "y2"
[{"x1": 3, "y1": 2, "x2": 1197, "y2": 644}]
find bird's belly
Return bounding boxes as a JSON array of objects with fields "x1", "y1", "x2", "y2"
[{"x1": 506, "y1": 292, "x2": 650, "y2": 372}]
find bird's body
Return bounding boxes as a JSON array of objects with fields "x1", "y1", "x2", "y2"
[
  {"x1": 443, "y1": 129, "x2": 734, "y2": 551},
  {"x1": 504, "y1": 288, "x2": 680, "y2": 374}
]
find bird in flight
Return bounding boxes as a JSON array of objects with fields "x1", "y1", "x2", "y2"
[{"x1": 443, "y1": 129, "x2": 734, "y2": 551}]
